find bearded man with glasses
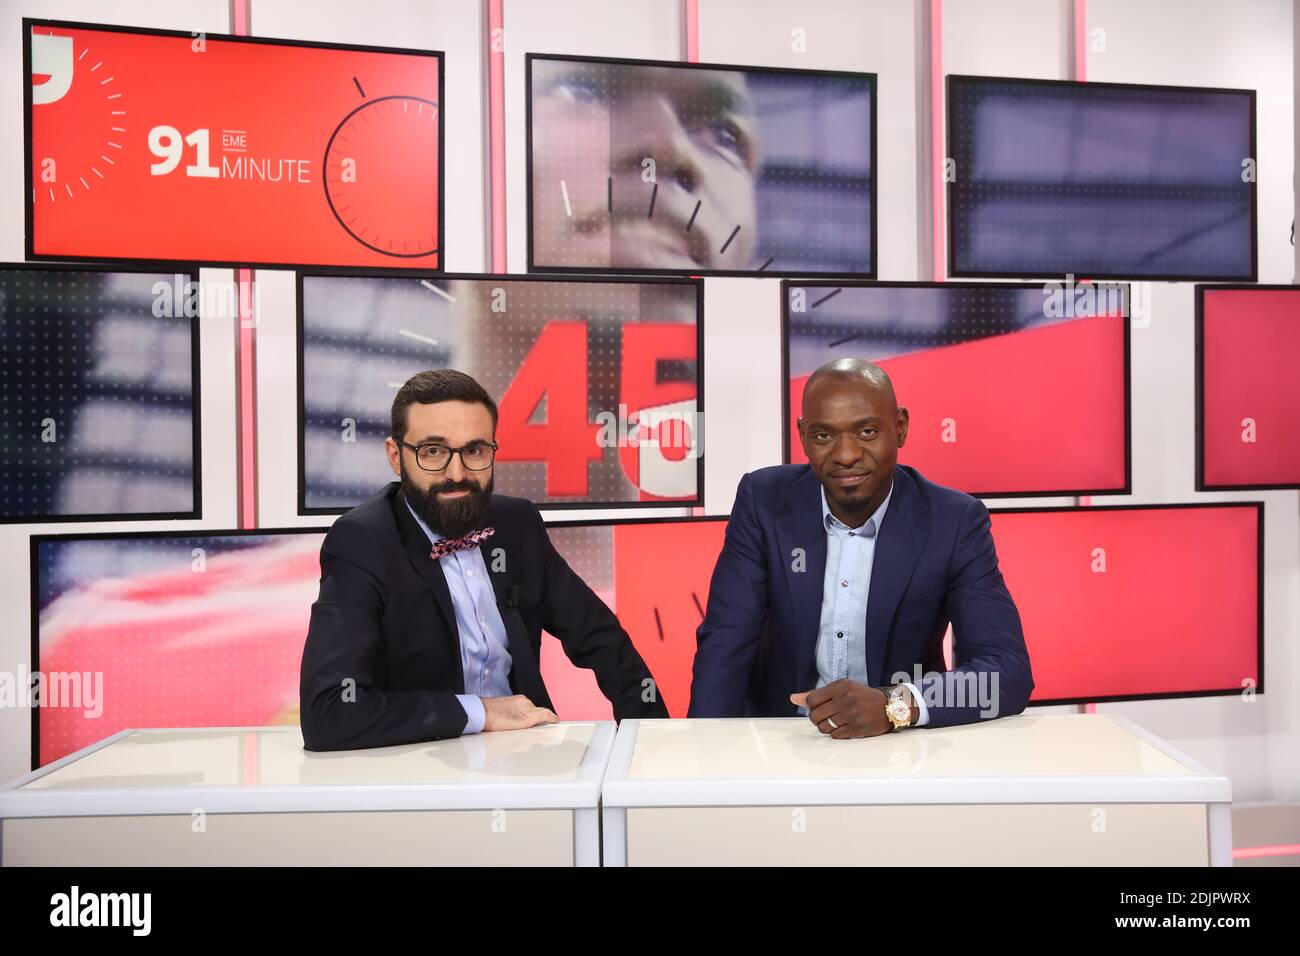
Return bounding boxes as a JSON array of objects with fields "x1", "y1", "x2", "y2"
[{"x1": 300, "y1": 368, "x2": 669, "y2": 752}]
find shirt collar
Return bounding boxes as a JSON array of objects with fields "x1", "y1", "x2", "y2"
[
  {"x1": 820, "y1": 474, "x2": 894, "y2": 537},
  {"x1": 404, "y1": 496, "x2": 445, "y2": 544}
]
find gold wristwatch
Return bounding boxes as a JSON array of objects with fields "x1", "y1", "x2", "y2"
[{"x1": 884, "y1": 685, "x2": 913, "y2": 731}]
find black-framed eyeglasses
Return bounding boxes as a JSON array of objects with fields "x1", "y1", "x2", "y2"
[{"x1": 396, "y1": 439, "x2": 498, "y2": 473}]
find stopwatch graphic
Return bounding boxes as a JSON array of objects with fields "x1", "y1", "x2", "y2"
[
  {"x1": 29, "y1": 28, "x2": 127, "y2": 208},
  {"x1": 323, "y1": 94, "x2": 440, "y2": 258}
]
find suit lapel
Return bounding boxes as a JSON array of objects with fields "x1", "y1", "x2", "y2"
[
  {"x1": 775, "y1": 468, "x2": 829, "y2": 689},
  {"x1": 864, "y1": 467, "x2": 930, "y2": 685},
  {"x1": 393, "y1": 486, "x2": 464, "y2": 692}
]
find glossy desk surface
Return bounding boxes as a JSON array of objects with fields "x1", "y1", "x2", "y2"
[
  {"x1": 1, "y1": 723, "x2": 613, "y2": 817},
  {"x1": 602, "y1": 715, "x2": 1231, "y2": 807}
]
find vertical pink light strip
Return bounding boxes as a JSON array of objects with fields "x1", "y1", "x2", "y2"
[
  {"x1": 1072, "y1": 0, "x2": 1093, "y2": 714},
  {"x1": 1073, "y1": 38, "x2": 1092, "y2": 500},
  {"x1": 231, "y1": 0, "x2": 257, "y2": 529},
  {"x1": 230, "y1": 0, "x2": 249, "y2": 35},
  {"x1": 682, "y1": 0, "x2": 703, "y2": 517},
  {"x1": 487, "y1": 0, "x2": 506, "y2": 272},
  {"x1": 236, "y1": 272, "x2": 258, "y2": 529},
  {"x1": 682, "y1": 0, "x2": 699, "y2": 62},
  {"x1": 1073, "y1": 0, "x2": 1088, "y2": 82},
  {"x1": 241, "y1": 732, "x2": 259, "y2": 785},
  {"x1": 929, "y1": 0, "x2": 945, "y2": 281}
]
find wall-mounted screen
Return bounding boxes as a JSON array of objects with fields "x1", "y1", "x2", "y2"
[
  {"x1": 25, "y1": 19, "x2": 442, "y2": 270},
  {"x1": 544, "y1": 503, "x2": 1261, "y2": 714},
  {"x1": 31, "y1": 519, "x2": 723, "y2": 766},
  {"x1": 540, "y1": 517, "x2": 726, "y2": 719},
  {"x1": 947, "y1": 75, "x2": 1256, "y2": 280},
  {"x1": 784, "y1": 280, "x2": 1129, "y2": 497},
  {"x1": 31, "y1": 528, "x2": 326, "y2": 766},
  {"x1": 992, "y1": 503, "x2": 1262, "y2": 706},
  {"x1": 1198, "y1": 285, "x2": 1300, "y2": 490},
  {"x1": 527, "y1": 53, "x2": 875, "y2": 277},
  {"x1": 32, "y1": 502, "x2": 1260, "y2": 767},
  {"x1": 1, "y1": 263, "x2": 199, "y2": 523},
  {"x1": 298, "y1": 272, "x2": 702, "y2": 512}
]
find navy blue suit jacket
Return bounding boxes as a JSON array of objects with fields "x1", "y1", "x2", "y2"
[{"x1": 688, "y1": 464, "x2": 1033, "y2": 727}]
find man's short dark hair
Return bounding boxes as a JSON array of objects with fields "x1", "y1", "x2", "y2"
[{"x1": 391, "y1": 369, "x2": 499, "y2": 441}]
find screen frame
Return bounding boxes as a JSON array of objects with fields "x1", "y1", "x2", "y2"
[
  {"x1": 23, "y1": 17, "x2": 446, "y2": 274},
  {"x1": 549, "y1": 502, "x2": 1264, "y2": 709},
  {"x1": 295, "y1": 268, "x2": 707, "y2": 515},
  {"x1": 779, "y1": 278, "x2": 1133, "y2": 499},
  {"x1": 944, "y1": 73, "x2": 1259, "y2": 283},
  {"x1": 524, "y1": 51, "x2": 878, "y2": 279},
  {"x1": 28, "y1": 525, "x2": 330, "y2": 769},
  {"x1": 986, "y1": 499, "x2": 1265, "y2": 708},
  {"x1": 27, "y1": 499, "x2": 1265, "y2": 770},
  {"x1": 1196, "y1": 283, "x2": 1300, "y2": 491},
  {"x1": 0, "y1": 259, "x2": 204, "y2": 525}
]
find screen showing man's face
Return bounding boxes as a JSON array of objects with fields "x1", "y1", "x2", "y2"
[
  {"x1": 532, "y1": 60, "x2": 758, "y2": 271},
  {"x1": 529, "y1": 58, "x2": 876, "y2": 276}
]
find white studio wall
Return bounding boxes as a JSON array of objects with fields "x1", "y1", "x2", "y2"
[{"x1": 1083, "y1": 0, "x2": 1298, "y2": 805}]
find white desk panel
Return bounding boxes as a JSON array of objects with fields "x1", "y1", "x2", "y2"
[
  {"x1": 1, "y1": 722, "x2": 613, "y2": 867},
  {"x1": 601, "y1": 715, "x2": 1232, "y2": 867}
]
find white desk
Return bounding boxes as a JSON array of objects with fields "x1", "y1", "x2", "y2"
[
  {"x1": 600, "y1": 715, "x2": 1232, "y2": 866},
  {"x1": 0, "y1": 722, "x2": 614, "y2": 866}
]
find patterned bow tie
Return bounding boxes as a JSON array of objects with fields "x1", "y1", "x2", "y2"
[{"x1": 429, "y1": 527, "x2": 495, "y2": 560}]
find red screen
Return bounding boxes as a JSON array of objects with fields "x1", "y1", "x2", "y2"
[
  {"x1": 540, "y1": 520, "x2": 725, "y2": 719},
  {"x1": 1200, "y1": 287, "x2": 1300, "y2": 488},
  {"x1": 787, "y1": 284, "x2": 1128, "y2": 497},
  {"x1": 28, "y1": 21, "x2": 440, "y2": 268},
  {"x1": 35, "y1": 505, "x2": 1259, "y2": 766}
]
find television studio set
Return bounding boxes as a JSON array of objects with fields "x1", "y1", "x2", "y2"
[{"x1": 0, "y1": 0, "x2": 1295, "y2": 935}]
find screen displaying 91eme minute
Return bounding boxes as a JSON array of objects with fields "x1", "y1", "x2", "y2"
[{"x1": 26, "y1": 18, "x2": 442, "y2": 269}]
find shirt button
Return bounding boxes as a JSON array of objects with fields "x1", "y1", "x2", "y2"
[
  {"x1": 841, "y1": 580, "x2": 849, "y2": 587},
  {"x1": 466, "y1": 569, "x2": 474, "y2": 577},
  {"x1": 837, "y1": 631, "x2": 844, "y2": 639}
]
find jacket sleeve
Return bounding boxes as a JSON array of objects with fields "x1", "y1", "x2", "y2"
[
  {"x1": 534, "y1": 504, "x2": 670, "y2": 719},
  {"x1": 299, "y1": 516, "x2": 469, "y2": 751},
  {"x1": 688, "y1": 472, "x2": 769, "y2": 717},
  {"x1": 917, "y1": 496, "x2": 1035, "y2": 728}
]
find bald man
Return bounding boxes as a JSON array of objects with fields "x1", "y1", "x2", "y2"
[{"x1": 689, "y1": 359, "x2": 1033, "y2": 737}]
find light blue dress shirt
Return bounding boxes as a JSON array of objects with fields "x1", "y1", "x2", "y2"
[
  {"x1": 406, "y1": 500, "x2": 513, "y2": 734},
  {"x1": 808, "y1": 478, "x2": 930, "y2": 728}
]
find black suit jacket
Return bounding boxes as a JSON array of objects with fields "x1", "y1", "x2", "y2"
[{"x1": 299, "y1": 482, "x2": 669, "y2": 751}]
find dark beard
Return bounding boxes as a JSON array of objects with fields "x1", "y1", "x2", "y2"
[
  {"x1": 839, "y1": 487, "x2": 874, "y2": 513},
  {"x1": 401, "y1": 463, "x2": 493, "y2": 539}
]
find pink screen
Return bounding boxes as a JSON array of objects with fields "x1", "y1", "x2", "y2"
[
  {"x1": 992, "y1": 505, "x2": 1260, "y2": 702},
  {"x1": 1201, "y1": 288, "x2": 1300, "y2": 487}
]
